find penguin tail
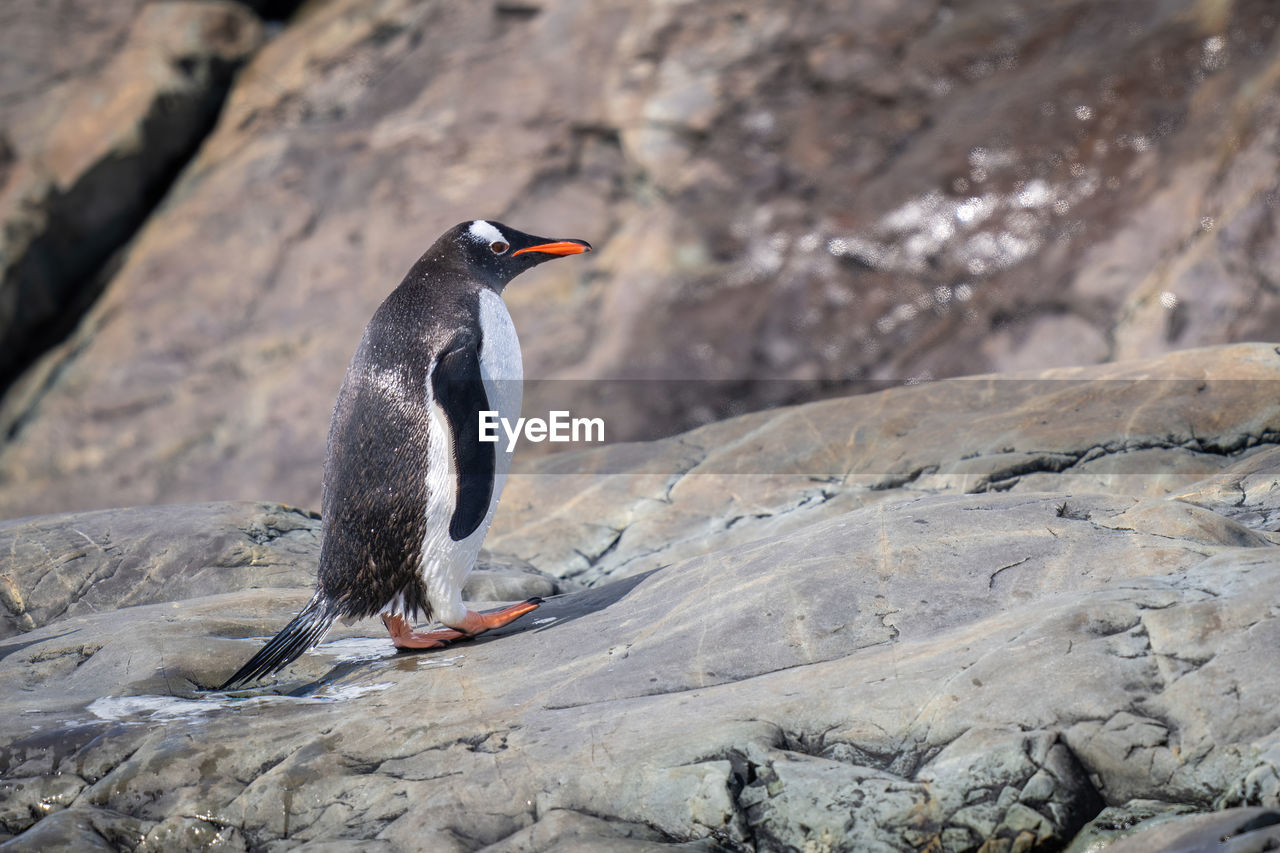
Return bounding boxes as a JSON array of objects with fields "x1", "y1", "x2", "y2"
[{"x1": 218, "y1": 593, "x2": 338, "y2": 690}]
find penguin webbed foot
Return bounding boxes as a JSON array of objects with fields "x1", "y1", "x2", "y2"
[
  {"x1": 382, "y1": 598, "x2": 543, "y2": 651},
  {"x1": 381, "y1": 614, "x2": 460, "y2": 649}
]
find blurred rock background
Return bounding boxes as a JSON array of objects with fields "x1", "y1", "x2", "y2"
[{"x1": 2, "y1": 0, "x2": 1280, "y2": 518}]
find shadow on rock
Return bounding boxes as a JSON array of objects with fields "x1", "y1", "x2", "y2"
[{"x1": 208, "y1": 570, "x2": 658, "y2": 697}]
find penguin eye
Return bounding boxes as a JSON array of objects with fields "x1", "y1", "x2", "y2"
[{"x1": 489, "y1": 241, "x2": 509, "y2": 255}]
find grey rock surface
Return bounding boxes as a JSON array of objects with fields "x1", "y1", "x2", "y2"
[
  {"x1": 0, "y1": 500, "x2": 560, "y2": 640},
  {"x1": 1, "y1": 345, "x2": 1279, "y2": 851},
  {"x1": 0, "y1": 501, "x2": 319, "y2": 639},
  {"x1": 6, "y1": 0, "x2": 1280, "y2": 517},
  {"x1": 491, "y1": 342, "x2": 1280, "y2": 585}
]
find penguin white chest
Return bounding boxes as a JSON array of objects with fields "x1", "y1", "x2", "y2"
[
  {"x1": 477, "y1": 289, "x2": 523, "y2": 425},
  {"x1": 411, "y1": 289, "x2": 522, "y2": 625}
]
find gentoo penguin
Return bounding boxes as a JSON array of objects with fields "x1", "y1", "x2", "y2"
[{"x1": 219, "y1": 221, "x2": 591, "y2": 688}]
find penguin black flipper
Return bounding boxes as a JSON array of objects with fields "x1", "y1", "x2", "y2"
[
  {"x1": 432, "y1": 333, "x2": 496, "y2": 542},
  {"x1": 217, "y1": 593, "x2": 337, "y2": 689}
]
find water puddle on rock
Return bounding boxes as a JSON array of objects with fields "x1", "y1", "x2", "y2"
[
  {"x1": 86, "y1": 680, "x2": 397, "y2": 722},
  {"x1": 319, "y1": 636, "x2": 398, "y2": 663},
  {"x1": 87, "y1": 694, "x2": 242, "y2": 720},
  {"x1": 83, "y1": 635, "x2": 467, "y2": 723}
]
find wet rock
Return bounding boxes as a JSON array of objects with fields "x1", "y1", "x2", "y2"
[
  {"x1": 6, "y1": 2, "x2": 1280, "y2": 517},
  {"x1": 1062, "y1": 799, "x2": 1198, "y2": 852},
  {"x1": 0, "y1": 806, "x2": 147, "y2": 851},
  {"x1": 0, "y1": 774, "x2": 86, "y2": 839},
  {"x1": 1083, "y1": 806, "x2": 1280, "y2": 853}
]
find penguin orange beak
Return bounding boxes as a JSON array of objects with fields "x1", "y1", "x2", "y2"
[{"x1": 512, "y1": 240, "x2": 592, "y2": 257}]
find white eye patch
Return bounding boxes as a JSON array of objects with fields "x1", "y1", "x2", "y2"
[{"x1": 468, "y1": 220, "x2": 505, "y2": 245}]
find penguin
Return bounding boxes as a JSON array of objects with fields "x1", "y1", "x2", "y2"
[{"x1": 219, "y1": 221, "x2": 591, "y2": 688}]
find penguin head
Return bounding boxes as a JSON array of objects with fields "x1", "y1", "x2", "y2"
[{"x1": 447, "y1": 220, "x2": 591, "y2": 289}]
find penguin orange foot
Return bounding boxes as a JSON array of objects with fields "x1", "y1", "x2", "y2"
[
  {"x1": 218, "y1": 222, "x2": 589, "y2": 689},
  {"x1": 381, "y1": 597, "x2": 543, "y2": 650}
]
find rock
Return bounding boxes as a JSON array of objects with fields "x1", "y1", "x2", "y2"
[
  {"x1": 1, "y1": 345, "x2": 1279, "y2": 850},
  {"x1": 473, "y1": 808, "x2": 711, "y2": 852},
  {"x1": 0, "y1": 1, "x2": 263, "y2": 396},
  {"x1": 0, "y1": 2, "x2": 152, "y2": 170},
  {"x1": 0, "y1": 502, "x2": 318, "y2": 639},
  {"x1": 1075, "y1": 806, "x2": 1280, "y2": 853},
  {"x1": 0, "y1": 774, "x2": 86, "y2": 839},
  {"x1": 0, "y1": 501, "x2": 561, "y2": 640},
  {"x1": 490, "y1": 342, "x2": 1280, "y2": 585},
  {"x1": 1061, "y1": 799, "x2": 1197, "y2": 853},
  {"x1": 1171, "y1": 445, "x2": 1280, "y2": 532},
  {"x1": 6, "y1": 1, "x2": 1280, "y2": 516}
]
